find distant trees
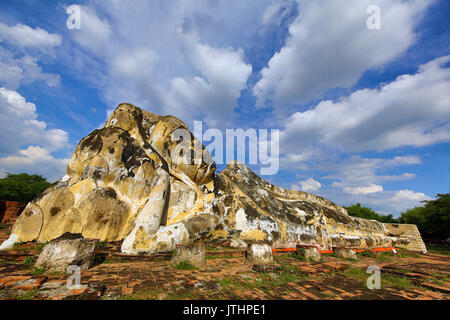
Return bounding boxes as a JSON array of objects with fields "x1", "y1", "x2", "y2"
[
  {"x1": 344, "y1": 203, "x2": 397, "y2": 223},
  {"x1": 398, "y1": 194, "x2": 450, "y2": 240},
  {"x1": 345, "y1": 194, "x2": 450, "y2": 240},
  {"x1": 0, "y1": 173, "x2": 51, "y2": 204}
]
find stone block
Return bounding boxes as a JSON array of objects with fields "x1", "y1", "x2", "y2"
[
  {"x1": 171, "y1": 244, "x2": 206, "y2": 268},
  {"x1": 334, "y1": 249, "x2": 357, "y2": 260},
  {"x1": 297, "y1": 247, "x2": 321, "y2": 262},
  {"x1": 246, "y1": 243, "x2": 273, "y2": 265},
  {"x1": 35, "y1": 237, "x2": 98, "y2": 272}
]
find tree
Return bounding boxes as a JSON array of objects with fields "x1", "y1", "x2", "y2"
[
  {"x1": 399, "y1": 194, "x2": 450, "y2": 240},
  {"x1": 0, "y1": 173, "x2": 51, "y2": 204},
  {"x1": 344, "y1": 203, "x2": 397, "y2": 223}
]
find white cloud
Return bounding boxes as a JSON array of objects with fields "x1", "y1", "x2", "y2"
[
  {"x1": 163, "y1": 32, "x2": 252, "y2": 122},
  {"x1": 0, "y1": 87, "x2": 68, "y2": 156},
  {"x1": 298, "y1": 177, "x2": 321, "y2": 192},
  {"x1": 344, "y1": 184, "x2": 383, "y2": 195},
  {"x1": 280, "y1": 55, "x2": 450, "y2": 153},
  {"x1": 0, "y1": 22, "x2": 61, "y2": 49},
  {"x1": 317, "y1": 187, "x2": 432, "y2": 216},
  {"x1": 71, "y1": 5, "x2": 111, "y2": 54},
  {"x1": 63, "y1": 1, "x2": 266, "y2": 125},
  {"x1": 393, "y1": 190, "x2": 432, "y2": 202},
  {"x1": 0, "y1": 47, "x2": 60, "y2": 90},
  {"x1": 0, "y1": 88, "x2": 69, "y2": 181},
  {"x1": 0, "y1": 146, "x2": 68, "y2": 182},
  {"x1": 254, "y1": 0, "x2": 431, "y2": 108},
  {"x1": 325, "y1": 155, "x2": 420, "y2": 186},
  {"x1": 261, "y1": 0, "x2": 296, "y2": 26}
]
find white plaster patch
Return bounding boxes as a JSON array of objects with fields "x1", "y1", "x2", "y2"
[{"x1": 0, "y1": 233, "x2": 18, "y2": 251}]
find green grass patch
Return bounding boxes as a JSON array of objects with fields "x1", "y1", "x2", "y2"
[
  {"x1": 205, "y1": 245, "x2": 238, "y2": 251},
  {"x1": 206, "y1": 255, "x2": 234, "y2": 260},
  {"x1": 427, "y1": 244, "x2": 450, "y2": 256},
  {"x1": 0, "y1": 223, "x2": 8, "y2": 229},
  {"x1": 31, "y1": 267, "x2": 45, "y2": 275},
  {"x1": 396, "y1": 249, "x2": 421, "y2": 258},
  {"x1": 173, "y1": 260, "x2": 198, "y2": 270},
  {"x1": 343, "y1": 267, "x2": 368, "y2": 282},
  {"x1": 102, "y1": 258, "x2": 132, "y2": 264},
  {"x1": 35, "y1": 243, "x2": 46, "y2": 252},
  {"x1": 98, "y1": 241, "x2": 108, "y2": 248},
  {"x1": 120, "y1": 288, "x2": 165, "y2": 300},
  {"x1": 23, "y1": 256, "x2": 35, "y2": 265},
  {"x1": 14, "y1": 289, "x2": 39, "y2": 300},
  {"x1": 383, "y1": 275, "x2": 417, "y2": 290}
]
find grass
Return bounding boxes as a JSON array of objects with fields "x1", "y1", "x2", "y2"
[
  {"x1": 31, "y1": 267, "x2": 45, "y2": 275},
  {"x1": 0, "y1": 223, "x2": 8, "y2": 229},
  {"x1": 383, "y1": 275, "x2": 417, "y2": 290},
  {"x1": 396, "y1": 249, "x2": 421, "y2": 258},
  {"x1": 343, "y1": 267, "x2": 369, "y2": 282},
  {"x1": 14, "y1": 289, "x2": 39, "y2": 300},
  {"x1": 11, "y1": 242, "x2": 29, "y2": 251},
  {"x1": 205, "y1": 245, "x2": 239, "y2": 251},
  {"x1": 120, "y1": 288, "x2": 165, "y2": 300},
  {"x1": 98, "y1": 241, "x2": 108, "y2": 248},
  {"x1": 343, "y1": 267, "x2": 421, "y2": 290},
  {"x1": 173, "y1": 260, "x2": 198, "y2": 270},
  {"x1": 288, "y1": 252, "x2": 306, "y2": 261},
  {"x1": 23, "y1": 256, "x2": 35, "y2": 265},
  {"x1": 206, "y1": 255, "x2": 234, "y2": 260},
  {"x1": 376, "y1": 253, "x2": 393, "y2": 262},
  {"x1": 120, "y1": 287, "x2": 205, "y2": 300},
  {"x1": 36, "y1": 243, "x2": 46, "y2": 252},
  {"x1": 427, "y1": 244, "x2": 450, "y2": 256},
  {"x1": 215, "y1": 262, "x2": 309, "y2": 295}
]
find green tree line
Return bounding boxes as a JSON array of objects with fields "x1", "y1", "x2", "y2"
[
  {"x1": 0, "y1": 173, "x2": 51, "y2": 204},
  {"x1": 345, "y1": 193, "x2": 450, "y2": 240}
]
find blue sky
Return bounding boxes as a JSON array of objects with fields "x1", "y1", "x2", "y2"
[{"x1": 0, "y1": 0, "x2": 449, "y2": 216}]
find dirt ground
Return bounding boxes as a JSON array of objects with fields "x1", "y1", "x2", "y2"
[{"x1": 0, "y1": 223, "x2": 449, "y2": 300}]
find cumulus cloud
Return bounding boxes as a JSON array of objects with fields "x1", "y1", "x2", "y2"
[
  {"x1": 297, "y1": 177, "x2": 321, "y2": 192},
  {"x1": 0, "y1": 47, "x2": 60, "y2": 90},
  {"x1": 70, "y1": 5, "x2": 111, "y2": 54},
  {"x1": 344, "y1": 184, "x2": 383, "y2": 195},
  {"x1": 254, "y1": 0, "x2": 431, "y2": 108},
  {"x1": 0, "y1": 88, "x2": 69, "y2": 181},
  {"x1": 323, "y1": 155, "x2": 420, "y2": 196},
  {"x1": 0, "y1": 87, "x2": 68, "y2": 156},
  {"x1": 317, "y1": 187, "x2": 432, "y2": 216},
  {"x1": 162, "y1": 32, "x2": 252, "y2": 122},
  {"x1": 0, "y1": 146, "x2": 68, "y2": 182},
  {"x1": 0, "y1": 22, "x2": 61, "y2": 49},
  {"x1": 280, "y1": 55, "x2": 450, "y2": 153},
  {"x1": 393, "y1": 190, "x2": 432, "y2": 202},
  {"x1": 63, "y1": 1, "x2": 261, "y2": 126}
]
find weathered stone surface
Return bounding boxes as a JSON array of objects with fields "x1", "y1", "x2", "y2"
[
  {"x1": 297, "y1": 247, "x2": 321, "y2": 262},
  {"x1": 1, "y1": 103, "x2": 427, "y2": 254},
  {"x1": 35, "y1": 237, "x2": 98, "y2": 272},
  {"x1": 171, "y1": 244, "x2": 206, "y2": 268},
  {"x1": 230, "y1": 237, "x2": 248, "y2": 249},
  {"x1": 334, "y1": 249, "x2": 357, "y2": 260},
  {"x1": 246, "y1": 243, "x2": 273, "y2": 265},
  {"x1": 384, "y1": 223, "x2": 427, "y2": 253}
]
